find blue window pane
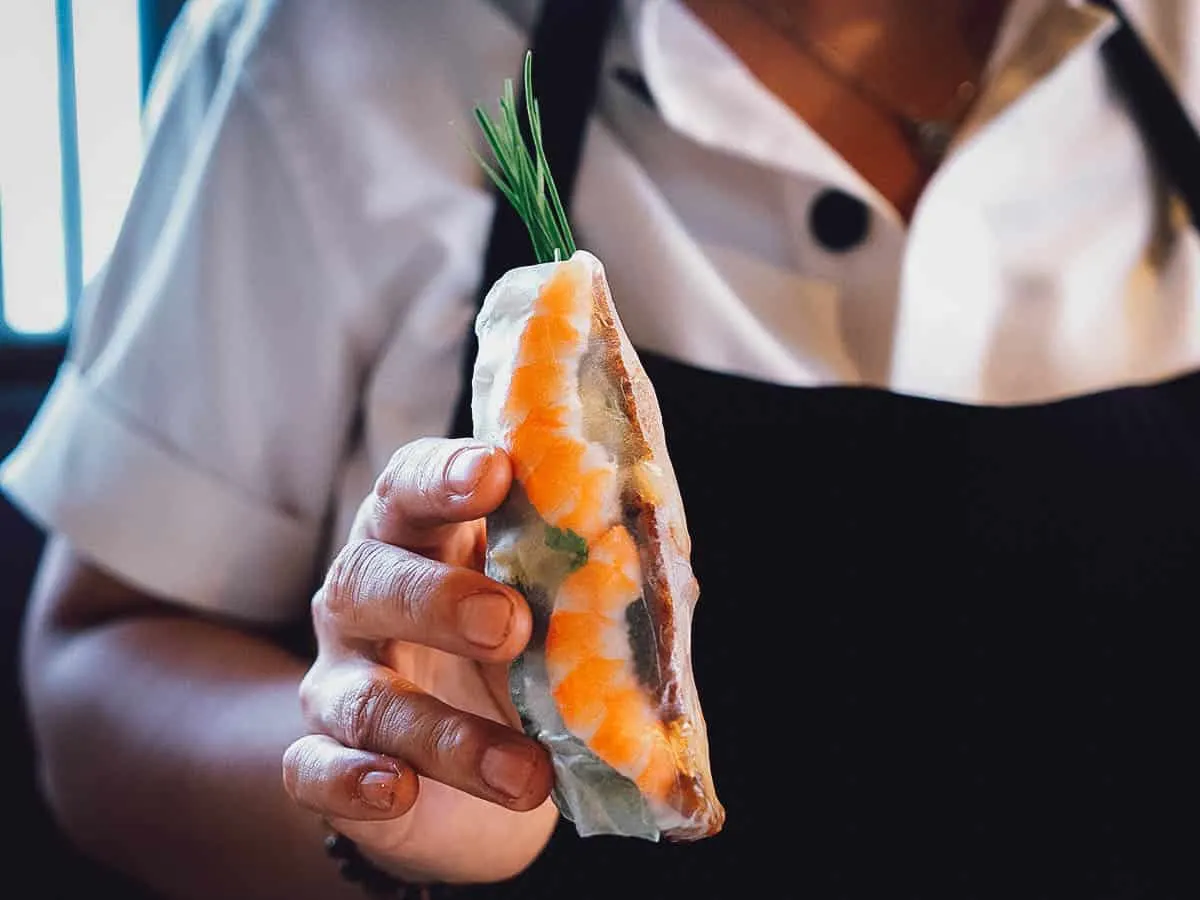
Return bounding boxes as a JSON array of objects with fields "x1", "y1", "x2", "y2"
[
  {"x1": 73, "y1": 0, "x2": 143, "y2": 286},
  {"x1": 0, "y1": 0, "x2": 142, "y2": 338},
  {"x1": 0, "y1": 2, "x2": 70, "y2": 335}
]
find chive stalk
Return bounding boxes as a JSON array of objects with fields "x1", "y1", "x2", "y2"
[{"x1": 472, "y1": 52, "x2": 577, "y2": 264}]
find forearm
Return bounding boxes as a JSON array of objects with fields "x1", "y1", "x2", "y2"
[{"x1": 26, "y1": 613, "x2": 366, "y2": 900}]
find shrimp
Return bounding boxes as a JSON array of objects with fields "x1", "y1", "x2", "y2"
[
  {"x1": 499, "y1": 259, "x2": 680, "y2": 801},
  {"x1": 502, "y1": 261, "x2": 618, "y2": 542},
  {"x1": 547, "y1": 525, "x2": 679, "y2": 798}
]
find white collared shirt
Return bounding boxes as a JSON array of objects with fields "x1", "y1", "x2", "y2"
[{"x1": 4, "y1": 0, "x2": 1199, "y2": 621}]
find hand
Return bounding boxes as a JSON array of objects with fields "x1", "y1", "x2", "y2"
[{"x1": 283, "y1": 439, "x2": 559, "y2": 884}]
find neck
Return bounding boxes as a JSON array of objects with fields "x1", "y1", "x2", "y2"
[
  {"x1": 683, "y1": 0, "x2": 1013, "y2": 218},
  {"x1": 741, "y1": 0, "x2": 1012, "y2": 120},
  {"x1": 771, "y1": 0, "x2": 1013, "y2": 56}
]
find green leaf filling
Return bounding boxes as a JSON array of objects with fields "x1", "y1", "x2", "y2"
[{"x1": 545, "y1": 525, "x2": 588, "y2": 571}]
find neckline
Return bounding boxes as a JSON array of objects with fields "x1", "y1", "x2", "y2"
[{"x1": 626, "y1": 0, "x2": 1114, "y2": 227}]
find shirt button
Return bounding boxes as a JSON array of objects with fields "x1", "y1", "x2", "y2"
[{"x1": 809, "y1": 188, "x2": 871, "y2": 252}]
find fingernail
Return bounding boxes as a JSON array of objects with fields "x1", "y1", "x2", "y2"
[
  {"x1": 480, "y1": 744, "x2": 536, "y2": 799},
  {"x1": 358, "y1": 770, "x2": 398, "y2": 811},
  {"x1": 458, "y1": 592, "x2": 514, "y2": 648},
  {"x1": 447, "y1": 447, "x2": 492, "y2": 495}
]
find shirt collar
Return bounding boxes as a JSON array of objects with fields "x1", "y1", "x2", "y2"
[
  {"x1": 631, "y1": 0, "x2": 879, "y2": 202},
  {"x1": 959, "y1": 0, "x2": 1117, "y2": 147},
  {"x1": 627, "y1": 0, "x2": 1117, "y2": 214}
]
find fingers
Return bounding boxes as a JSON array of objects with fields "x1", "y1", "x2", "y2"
[
  {"x1": 298, "y1": 435, "x2": 549, "y2": 818},
  {"x1": 366, "y1": 438, "x2": 513, "y2": 551},
  {"x1": 314, "y1": 539, "x2": 531, "y2": 660},
  {"x1": 282, "y1": 734, "x2": 420, "y2": 822},
  {"x1": 304, "y1": 662, "x2": 554, "y2": 812}
]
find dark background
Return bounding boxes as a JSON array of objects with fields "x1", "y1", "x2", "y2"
[{"x1": 0, "y1": 4, "x2": 185, "y2": 897}]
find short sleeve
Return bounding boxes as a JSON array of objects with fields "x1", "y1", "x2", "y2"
[{"x1": 1, "y1": 2, "x2": 361, "y2": 624}]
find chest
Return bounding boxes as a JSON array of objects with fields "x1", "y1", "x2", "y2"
[{"x1": 344, "y1": 0, "x2": 1199, "y2": 511}]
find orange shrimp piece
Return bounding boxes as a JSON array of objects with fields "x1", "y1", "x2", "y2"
[
  {"x1": 546, "y1": 524, "x2": 680, "y2": 801},
  {"x1": 502, "y1": 262, "x2": 612, "y2": 533},
  {"x1": 635, "y1": 732, "x2": 679, "y2": 798},
  {"x1": 588, "y1": 684, "x2": 650, "y2": 769},
  {"x1": 523, "y1": 313, "x2": 581, "y2": 359},
  {"x1": 554, "y1": 464, "x2": 617, "y2": 540},
  {"x1": 595, "y1": 689, "x2": 678, "y2": 798},
  {"x1": 506, "y1": 361, "x2": 569, "y2": 421},
  {"x1": 508, "y1": 407, "x2": 567, "y2": 478},
  {"x1": 503, "y1": 261, "x2": 680, "y2": 803},
  {"x1": 590, "y1": 524, "x2": 640, "y2": 573},
  {"x1": 522, "y1": 435, "x2": 586, "y2": 517},
  {"x1": 551, "y1": 657, "x2": 624, "y2": 736},
  {"x1": 537, "y1": 267, "x2": 584, "y2": 317},
  {"x1": 557, "y1": 560, "x2": 635, "y2": 618},
  {"x1": 544, "y1": 610, "x2": 609, "y2": 674},
  {"x1": 556, "y1": 526, "x2": 639, "y2": 616}
]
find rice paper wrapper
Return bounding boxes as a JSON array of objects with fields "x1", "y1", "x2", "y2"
[{"x1": 470, "y1": 250, "x2": 724, "y2": 842}]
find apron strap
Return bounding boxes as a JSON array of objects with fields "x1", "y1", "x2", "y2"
[
  {"x1": 448, "y1": 0, "x2": 620, "y2": 440},
  {"x1": 1094, "y1": 1, "x2": 1200, "y2": 230}
]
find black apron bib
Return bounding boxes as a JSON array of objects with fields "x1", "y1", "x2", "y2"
[{"x1": 452, "y1": 4, "x2": 1196, "y2": 897}]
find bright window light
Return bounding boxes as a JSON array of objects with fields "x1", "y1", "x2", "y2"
[
  {"x1": 0, "y1": 0, "x2": 142, "y2": 337},
  {"x1": 0, "y1": 2, "x2": 69, "y2": 335},
  {"x1": 73, "y1": 0, "x2": 143, "y2": 285}
]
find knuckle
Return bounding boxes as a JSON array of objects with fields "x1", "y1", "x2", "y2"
[
  {"x1": 324, "y1": 539, "x2": 385, "y2": 624},
  {"x1": 341, "y1": 677, "x2": 398, "y2": 751},
  {"x1": 394, "y1": 556, "x2": 445, "y2": 625},
  {"x1": 309, "y1": 583, "x2": 337, "y2": 633},
  {"x1": 375, "y1": 439, "x2": 434, "y2": 501},
  {"x1": 373, "y1": 455, "x2": 400, "y2": 503},
  {"x1": 320, "y1": 536, "x2": 449, "y2": 639},
  {"x1": 421, "y1": 710, "x2": 477, "y2": 763},
  {"x1": 280, "y1": 740, "x2": 312, "y2": 794},
  {"x1": 297, "y1": 666, "x2": 325, "y2": 724},
  {"x1": 416, "y1": 449, "x2": 450, "y2": 507},
  {"x1": 370, "y1": 446, "x2": 416, "y2": 530},
  {"x1": 370, "y1": 438, "x2": 454, "y2": 535}
]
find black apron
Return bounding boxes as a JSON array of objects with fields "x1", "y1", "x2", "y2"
[{"x1": 450, "y1": 3, "x2": 1197, "y2": 897}]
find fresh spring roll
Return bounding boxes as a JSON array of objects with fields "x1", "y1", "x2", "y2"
[{"x1": 470, "y1": 250, "x2": 724, "y2": 841}]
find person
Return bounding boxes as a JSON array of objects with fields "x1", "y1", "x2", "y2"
[{"x1": 3, "y1": 0, "x2": 1197, "y2": 897}]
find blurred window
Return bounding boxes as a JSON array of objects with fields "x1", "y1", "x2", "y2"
[{"x1": 1, "y1": 0, "x2": 142, "y2": 341}]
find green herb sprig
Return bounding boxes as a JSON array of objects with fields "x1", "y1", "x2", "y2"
[{"x1": 473, "y1": 52, "x2": 577, "y2": 264}]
